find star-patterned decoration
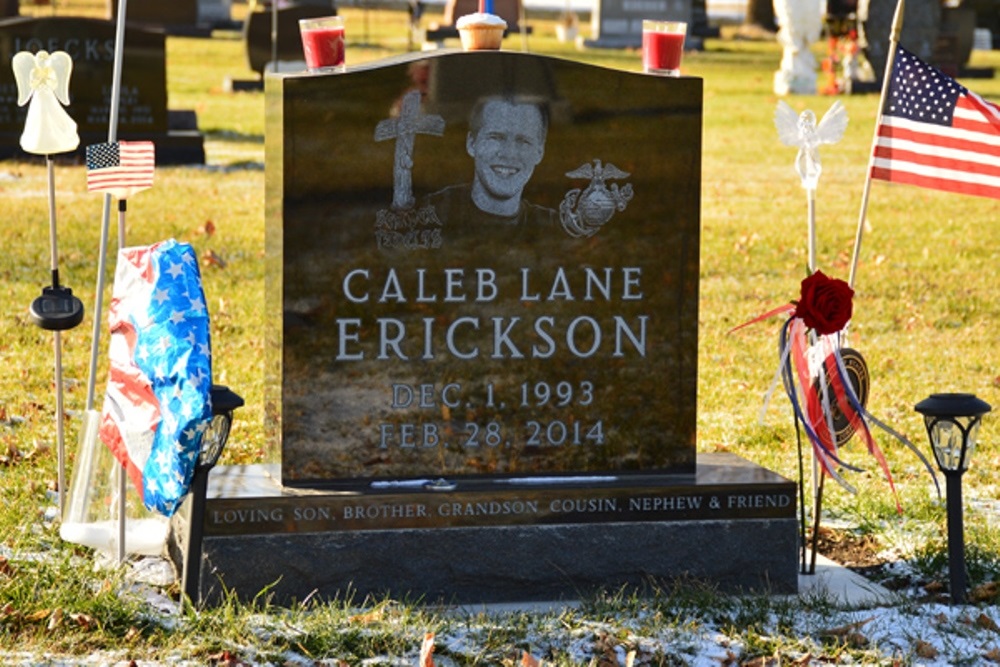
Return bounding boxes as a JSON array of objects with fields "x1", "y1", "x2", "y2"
[{"x1": 98, "y1": 240, "x2": 212, "y2": 516}]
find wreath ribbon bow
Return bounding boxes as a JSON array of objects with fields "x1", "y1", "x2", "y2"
[{"x1": 733, "y1": 270, "x2": 939, "y2": 510}]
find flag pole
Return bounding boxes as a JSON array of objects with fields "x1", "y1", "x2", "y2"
[
  {"x1": 84, "y1": 0, "x2": 129, "y2": 565},
  {"x1": 847, "y1": 0, "x2": 906, "y2": 292}
]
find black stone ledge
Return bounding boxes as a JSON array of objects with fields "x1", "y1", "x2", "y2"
[
  {"x1": 194, "y1": 517, "x2": 799, "y2": 605},
  {"x1": 196, "y1": 452, "x2": 795, "y2": 535},
  {"x1": 171, "y1": 453, "x2": 798, "y2": 605}
]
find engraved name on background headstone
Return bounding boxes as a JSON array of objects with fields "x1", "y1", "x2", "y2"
[
  {"x1": 0, "y1": 17, "x2": 203, "y2": 162},
  {"x1": 268, "y1": 51, "x2": 702, "y2": 488}
]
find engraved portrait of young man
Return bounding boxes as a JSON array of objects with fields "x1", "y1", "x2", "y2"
[{"x1": 425, "y1": 95, "x2": 558, "y2": 232}]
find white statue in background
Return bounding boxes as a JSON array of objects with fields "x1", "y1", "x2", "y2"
[
  {"x1": 772, "y1": 0, "x2": 823, "y2": 95},
  {"x1": 775, "y1": 100, "x2": 849, "y2": 190},
  {"x1": 12, "y1": 50, "x2": 79, "y2": 155}
]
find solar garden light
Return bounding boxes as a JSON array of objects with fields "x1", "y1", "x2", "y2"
[
  {"x1": 181, "y1": 384, "x2": 244, "y2": 606},
  {"x1": 915, "y1": 392, "x2": 992, "y2": 604}
]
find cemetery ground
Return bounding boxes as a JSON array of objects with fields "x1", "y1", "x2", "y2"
[{"x1": 3, "y1": 2, "x2": 1000, "y2": 663}]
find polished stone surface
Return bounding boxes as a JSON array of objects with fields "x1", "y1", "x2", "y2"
[
  {"x1": 266, "y1": 50, "x2": 702, "y2": 486},
  {"x1": 172, "y1": 51, "x2": 798, "y2": 606},
  {"x1": 199, "y1": 452, "x2": 795, "y2": 535},
  {"x1": 187, "y1": 455, "x2": 797, "y2": 604}
]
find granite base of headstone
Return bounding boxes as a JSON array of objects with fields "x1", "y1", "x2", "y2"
[
  {"x1": 173, "y1": 454, "x2": 797, "y2": 604},
  {"x1": 0, "y1": 17, "x2": 205, "y2": 164},
  {"x1": 169, "y1": 49, "x2": 798, "y2": 605}
]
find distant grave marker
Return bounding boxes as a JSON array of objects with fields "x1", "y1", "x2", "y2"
[
  {"x1": 0, "y1": 17, "x2": 204, "y2": 163},
  {"x1": 585, "y1": 0, "x2": 691, "y2": 49},
  {"x1": 110, "y1": 0, "x2": 235, "y2": 36}
]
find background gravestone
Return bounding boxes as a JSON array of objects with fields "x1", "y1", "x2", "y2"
[
  {"x1": 109, "y1": 0, "x2": 235, "y2": 36},
  {"x1": 171, "y1": 50, "x2": 797, "y2": 605},
  {"x1": 0, "y1": 17, "x2": 204, "y2": 163},
  {"x1": 243, "y1": 2, "x2": 334, "y2": 77},
  {"x1": 585, "y1": 0, "x2": 692, "y2": 49},
  {"x1": 858, "y1": 0, "x2": 940, "y2": 82}
]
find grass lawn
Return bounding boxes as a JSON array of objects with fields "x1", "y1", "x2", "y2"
[{"x1": 3, "y1": 1, "x2": 1000, "y2": 662}]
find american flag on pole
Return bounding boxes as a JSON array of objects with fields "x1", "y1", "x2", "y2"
[
  {"x1": 85, "y1": 141, "x2": 155, "y2": 200},
  {"x1": 870, "y1": 46, "x2": 1000, "y2": 200},
  {"x1": 98, "y1": 240, "x2": 212, "y2": 516}
]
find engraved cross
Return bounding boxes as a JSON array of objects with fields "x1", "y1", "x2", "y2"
[{"x1": 374, "y1": 90, "x2": 445, "y2": 210}]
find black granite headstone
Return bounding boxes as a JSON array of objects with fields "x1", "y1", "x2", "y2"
[
  {"x1": 272, "y1": 52, "x2": 701, "y2": 487},
  {"x1": 243, "y1": 2, "x2": 335, "y2": 77},
  {"x1": 858, "y1": 0, "x2": 940, "y2": 83},
  {"x1": 171, "y1": 51, "x2": 797, "y2": 605},
  {"x1": 0, "y1": 17, "x2": 204, "y2": 163}
]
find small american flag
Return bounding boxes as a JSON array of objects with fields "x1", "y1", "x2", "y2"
[
  {"x1": 870, "y1": 46, "x2": 1000, "y2": 200},
  {"x1": 85, "y1": 141, "x2": 155, "y2": 199}
]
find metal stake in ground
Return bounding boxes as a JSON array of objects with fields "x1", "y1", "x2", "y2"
[
  {"x1": 29, "y1": 156, "x2": 85, "y2": 518},
  {"x1": 12, "y1": 50, "x2": 83, "y2": 517},
  {"x1": 774, "y1": 99, "x2": 848, "y2": 571}
]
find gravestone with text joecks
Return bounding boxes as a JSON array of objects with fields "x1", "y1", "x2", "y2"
[
  {"x1": 0, "y1": 17, "x2": 204, "y2": 163},
  {"x1": 176, "y1": 50, "x2": 797, "y2": 604}
]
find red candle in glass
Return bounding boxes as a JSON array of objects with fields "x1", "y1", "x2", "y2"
[
  {"x1": 642, "y1": 21, "x2": 686, "y2": 76},
  {"x1": 299, "y1": 17, "x2": 346, "y2": 73}
]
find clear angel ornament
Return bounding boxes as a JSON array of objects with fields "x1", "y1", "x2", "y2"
[
  {"x1": 775, "y1": 100, "x2": 848, "y2": 190},
  {"x1": 13, "y1": 50, "x2": 80, "y2": 155}
]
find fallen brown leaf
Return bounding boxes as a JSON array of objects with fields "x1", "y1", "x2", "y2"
[
  {"x1": 984, "y1": 647, "x2": 1000, "y2": 663},
  {"x1": 972, "y1": 581, "x2": 1000, "y2": 603},
  {"x1": 69, "y1": 612, "x2": 96, "y2": 631},
  {"x1": 347, "y1": 608, "x2": 384, "y2": 624},
  {"x1": 196, "y1": 220, "x2": 216, "y2": 237},
  {"x1": 0, "y1": 557, "x2": 14, "y2": 578},
  {"x1": 924, "y1": 581, "x2": 946, "y2": 594},
  {"x1": 740, "y1": 656, "x2": 779, "y2": 667},
  {"x1": 207, "y1": 650, "x2": 246, "y2": 666},
  {"x1": 419, "y1": 632, "x2": 435, "y2": 667},
  {"x1": 46, "y1": 607, "x2": 63, "y2": 631},
  {"x1": 521, "y1": 651, "x2": 541, "y2": 667},
  {"x1": 1, "y1": 442, "x2": 22, "y2": 466},
  {"x1": 915, "y1": 640, "x2": 938, "y2": 659},
  {"x1": 24, "y1": 609, "x2": 50, "y2": 623},
  {"x1": 976, "y1": 613, "x2": 1000, "y2": 633},
  {"x1": 713, "y1": 648, "x2": 739, "y2": 666},
  {"x1": 821, "y1": 617, "x2": 873, "y2": 637},
  {"x1": 202, "y1": 249, "x2": 227, "y2": 269}
]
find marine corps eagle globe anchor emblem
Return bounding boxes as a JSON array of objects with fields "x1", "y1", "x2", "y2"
[{"x1": 559, "y1": 159, "x2": 634, "y2": 238}]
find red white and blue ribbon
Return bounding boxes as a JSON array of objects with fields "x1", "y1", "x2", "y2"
[{"x1": 734, "y1": 296, "x2": 939, "y2": 510}]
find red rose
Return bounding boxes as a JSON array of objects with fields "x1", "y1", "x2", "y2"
[{"x1": 793, "y1": 270, "x2": 854, "y2": 335}]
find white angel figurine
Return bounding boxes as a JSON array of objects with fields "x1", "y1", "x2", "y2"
[
  {"x1": 12, "y1": 50, "x2": 79, "y2": 156},
  {"x1": 774, "y1": 100, "x2": 848, "y2": 190}
]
